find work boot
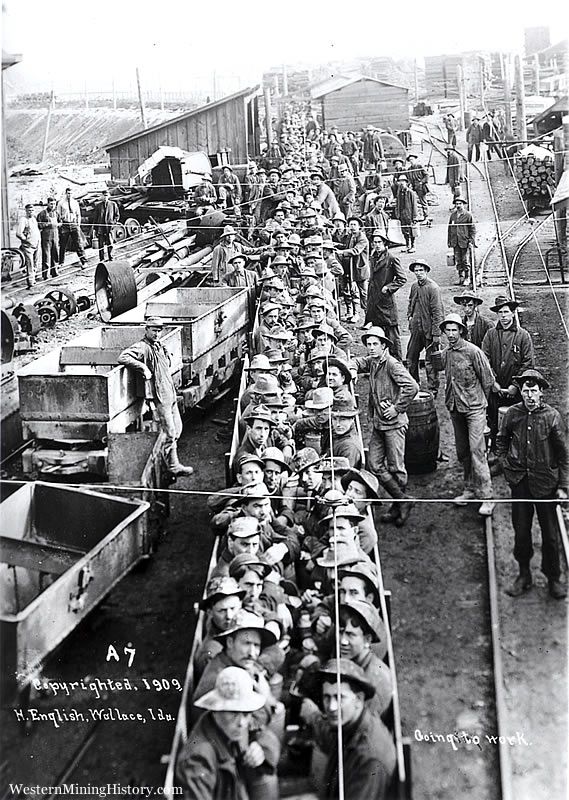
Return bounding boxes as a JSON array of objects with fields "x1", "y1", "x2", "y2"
[
  {"x1": 548, "y1": 578, "x2": 567, "y2": 600},
  {"x1": 478, "y1": 501, "x2": 495, "y2": 517},
  {"x1": 379, "y1": 503, "x2": 400, "y2": 524},
  {"x1": 453, "y1": 489, "x2": 476, "y2": 506},
  {"x1": 170, "y1": 463, "x2": 194, "y2": 477},
  {"x1": 395, "y1": 498, "x2": 415, "y2": 527},
  {"x1": 506, "y1": 569, "x2": 532, "y2": 597}
]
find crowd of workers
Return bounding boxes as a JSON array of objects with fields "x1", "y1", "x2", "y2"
[{"x1": 117, "y1": 104, "x2": 568, "y2": 800}]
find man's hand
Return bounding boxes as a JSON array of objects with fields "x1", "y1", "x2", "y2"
[
  {"x1": 432, "y1": 335, "x2": 441, "y2": 344},
  {"x1": 381, "y1": 286, "x2": 389, "y2": 294},
  {"x1": 555, "y1": 489, "x2": 568, "y2": 501},
  {"x1": 315, "y1": 614, "x2": 332, "y2": 635},
  {"x1": 300, "y1": 698, "x2": 320, "y2": 725},
  {"x1": 382, "y1": 403, "x2": 398, "y2": 420},
  {"x1": 142, "y1": 366, "x2": 152, "y2": 381},
  {"x1": 242, "y1": 742, "x2": 265, "y2": 769},
  {"x1": 264, "y1": 542, "x2": 288, "y2": 566}
]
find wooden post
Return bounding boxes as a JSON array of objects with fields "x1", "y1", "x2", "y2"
[
  {"x1": 136, "y1": 67, "x2": 147, "y2": 129},
  {"x1": 479, "y1": 57, "x2": 485, "y2": 109},
  {"x1": 41, "y1": 90, "x2": 54, "y2": 163},
  {"x1": 514, "y1": 54, "x2": 527, "y2": 141},
  {"x1": 503, "y1": 54, "x2": 513, "y2": 138},
  {"x1": 274, "y1": 75, "x2": 280, "y2": 97},
  {"x1": 457, "y1": 65, "x2": 465, "y2": 130},
  {"x1": 553, "y1": 130, "x2": 564, "y2": 182},
  {"x1": 282, "y1": 65, "x2": 288, "y2": 97},
  {"x1": 263, "y1": 87, "x2": 273, "y2": 147},
  {"x1": 563, "y1": 114, "x2": 569, "y2": 171},
  {"x1": 533, "y1": 54, "x2": 540, "y2": 95}
]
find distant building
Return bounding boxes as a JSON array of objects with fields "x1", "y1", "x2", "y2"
[
  {"x1": 310, "y1": 75, "x2": 409, "y2": 132},
  {"x1": 424, "y1": 52, "x2": 492, "y2": 99}
]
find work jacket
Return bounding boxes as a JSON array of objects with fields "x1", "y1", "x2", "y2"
[
  {"x1": 394, "y1": 185, "x2": 418, "y2": 223},
  {"x1": 365, "y1": 250, "x2": 406, "y2": 327},
  {"x1": 118, "y1": 336, "x2": 175, "y2": 405},
  {"x1": 481, "y1": 321, "x2": 534, "y2": 389},
  {"x1": 466, "y1": 123, "x2": 483, "y2": 145},
  {"x1": 341, "y1": 230, "x2": 369, "y2": 281},
  {"x1": 176, "y1": 711, "x2": 250, "y2": 800},
  {"x1": 447, "y1": 208, "x2": 476, "y2": 248},
  {"x1": 92, "y1": 199, "x2": 120, "y2": 235},
  {"x1": 364, "y1": 209, "x2": 390, "y2": 237},
  {"x1": 36, "y1": 208, "x2": 61, "y2": 239},
  {"x1": 462, "y1": 312, "x2": 493, "y2": 349},
  {"x1": 445, "y1": 151, "x2": 462, "y2": 186},
  {"x1": 407, "y1": 278, "x2": 445, "y2": 338},
  {"x1": 316, "y1": 708, "x2": 396, "y2": 800},
  {"x1": 353, "y1": 354, "x2": 418, "y2": 430},
  {"x1": 441, "y1": 338, "x2": 495, "y2": 413},
  {"x1": 315, "y1": 183, "x2": 340, "y2": 219},
  {"x1": 497, "y1": 403, "x2": 569, "y2": 496}
]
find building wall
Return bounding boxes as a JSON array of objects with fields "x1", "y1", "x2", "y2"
[
  {"x1": 108, "y1": 95, "x2": 250, "y2": 181},
  {"x1": 320, "y1": 80, "x2": 409, "y2": 132}
]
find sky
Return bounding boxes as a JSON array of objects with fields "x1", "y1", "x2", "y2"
[{"x1": 2, "y1": 0, "x2": 567, "y2": 95}]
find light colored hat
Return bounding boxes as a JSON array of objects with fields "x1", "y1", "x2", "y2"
[
  {"x1": 318, "y1": 658, "x2": 375, "y2": 700},
  {"x1": 262, "y1": 446, "x2": 291, "y2": 473},
  {"x1": 221, "y1": 225, "x2": 237, "y2": 238},
  {"x1": 214, "y1": 608, "x2": 277, "y2": 647},
  {"x1": 440, "y1": 312, "x2": 467, "y2": 333},
  {"x1": 227, "y1": 517, "x2": 260, "y2": 539},
  {"x1": 361, "y1": 326, "x2": 391, "y2": 347},
  {"x1": 294, "y1": 447, "x2": 321, "y2": 474},
  {"x1": 144, "y1": 317, "x2": 164, "y2": 327},
  {"x1": 246, "y1": 354, "x2": 274, "y2": 373},
  {"x1": 194, "y1": 666, "x2": 266, "y2": 712},
  {"x1": 305, "y1": 386, "x2": 334, "y2": 410},
  {"x1": 250, "y1": 374, "x2": 281, "y2": 395},
  {"x1": 200, "y1": 576, "x2": 246, "y2": 610}
]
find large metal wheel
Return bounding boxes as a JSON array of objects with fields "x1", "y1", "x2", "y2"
[
  {"x1": 112, "y1": 222, "x2": 127, "y2": 241},
  {"x1": 45, "y1": 288, "x2": 77, "y2": 320},
  {"x1": 124, "y1": 218, "x2": 142, "y2": 238},
  {"x1": 1, "y1": 309, "x2": 18, "y2": 363},
  {"x1": 12, "y1": 304, "x2": 41, "y2": 336},
  {"x1": 76, "y1": 295, "x2": 91, "y2": 312},
  {"x1": 33, "y1": 298, "x2": 59, "y2": 327},
  {"x1": 1, "y1": 248, "x2": 25, "y2": 281},
  {"x1": 94, "y1": 260, "x2": 138, "y2": 322}
]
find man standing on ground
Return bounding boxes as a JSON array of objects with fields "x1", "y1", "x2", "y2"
[
  {"x1": 466, "y1": 118, "x2": 483, "y2": 162},
  {"x1": 92, "y1": 188, "x2": 120, "y2": 262},
  {"x1": 440, "y1": 312, "x2": 496, "y2": 517},
  {"x1": 118, "y1": 317, "x2": 194, "y2": 477},
  {"x1": 36, "y1": 197, "x2": 61, "y2": 279},
  {"x1": 406, "y1": 260, "x2": 444, "y2": 395},
  {"x1": 453, "y1": 290, "x2": 493, "y2": 349},
  {"x1": 336, "y1": 217, "x2": 370, "y2": 324},
  {"x1": 16, "y1": 204, "x2": 40, "y2": 288},
  {"x1": 394, "y1": 175, "x2": 419, "y2": 253},
  {"x1": 57, "y1": 187, "x2": 87, "y2": 267},
  {"x1": 497, "y1": 370, "x2": 568, "y2": 599},
  {"x1": 447, "y1": 195, "x2": 476, "y2": 287},
  {"x1": 364, "y1": 231, "x2": 406, "y2": 360}
]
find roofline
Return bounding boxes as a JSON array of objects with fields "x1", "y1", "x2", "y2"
[
  {"x1": 104, "y1": 84, "x2": 260, "y2": 151},
  {"x1": 312, "y1": 74, "x2": 409, "y2": 99},
  {"x1": 2, "y1": 51, "x2": 23, "y2": 70},
  {"x1": 529, "y1": 95, "x2": 569, "y2": 124}
]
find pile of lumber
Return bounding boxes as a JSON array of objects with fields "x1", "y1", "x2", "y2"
[{"x1": 514, "y1": 149, "x2": 556, "y2": 202}]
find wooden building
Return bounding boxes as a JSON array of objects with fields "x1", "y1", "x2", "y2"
[
  {"x1": 424, "y1": 52, "x2": 492, "y2": 99},
  {"x1": 2, "y1": 51, "x2": 22, "y2": 248},
  {"x1": 310, "y1": 75, "x2": 409, "y2": 132},
  {"x1": 105, "y1": 86, "x2": 261, "y2": 182}
]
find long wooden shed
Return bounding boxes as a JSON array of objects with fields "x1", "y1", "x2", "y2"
[
  {"x1": 310, "y1": 75, "x2": 409, "y2": 132},
  {"x1": 105, "y1": 86, "x2": 261, "y2": 182}
]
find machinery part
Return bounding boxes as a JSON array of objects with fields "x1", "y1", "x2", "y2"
[
  {"x1": 145, "y1": 272, "x2": 160, "y2": 286},
  {"x1": 76, "y1": 295, "x2": 91, "y2": 312},
  {"x1": 12, "y1": 304, "x2": 41, "y2": 336},
  {"x1": 33, "y1": 298, "x2": 59, "y2": 328},
  {"x1": 1, "y1": 309, "x2": 18, "y2": 363},
  {"x1": 112, "y1": 222, "x2": 127, "y2": 241},
  {"x1": 94, "y1": 260, "x2": 138, "y2": 322},
  {"x1": 45, "y1": 289, "x2": 78, "y2": 320},
  {"x1": 124, "y1": 218, "x2": 142, "y2": 238},
  {"x1": 1, "y1": 248, "x2": 25, "y2": 281}
]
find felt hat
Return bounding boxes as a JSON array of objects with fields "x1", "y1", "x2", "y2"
[
  {"x1": 229, "y1": 253, "x2": 247, "y2": 264},
  {"x1": 453, "y1": 290, "x2": 483, "y2": 306},
  {"x1": 332, "y1": 212, "x2": 346, "y2": 222},
  {"x1": 144, "y1": 317, "x2": 164, "y2": 327},
  {"x1": 337, "y1": 561, "x2": 380, "y2": 603},
  {"x1": 361, "y1": 326, "x2": 392, "y2": 347},
  {"x1": 221, "y1": 225, "x2": 237, "y2": 238},
  {"x1": 228, "y1": 553, "x2": 271, "y2": 579},
  {"x1": 490, "y1": 295, "x2": 519, "y2": 312},
  {"x1": 409, "y1": 259, "x2": 431, "y2": 272},
  {"x1": 340, "y1": 468, "x2": 380, "y2": 500},
  {"x1": 194, "y1": 666, "x2": 266, "y2": 712},
  {"x1": 250, "y1": 374, "x2": 281, "y2": 395},
  {"x1": 288, "y1": 233, "x2": 302, "y2": 245},
  {"x1": 316, "y1": 542, "x2": 363, "y2": 569},
  {"x1": 307, "y1": 347, "x2": 330, "y2": 364},
  {"x1": 199, "y1": 576, "x2": 246, "y2": 610},
  {"x1": 305, "y1": 386, "x2": 334, "y2": 410},
  {"x1": 293, "y1": 447, "x2": 321, "y2": 474},
  {"x1": 236, "y1": 482, "x2": 272, "y2": 503},
  {"x1": 312, "y1": 322, "x2": 337, "y2": 342},
  {"x1": 322, "y1": 357, "x2": 352, "y2": 384},
  {"x1": 214, "y1": 609, "x2": 277, "y2": 648},
  {"x1": 246, "y1": 354, "x2": 274, "y2": 373},
  {"x1": 263, "y1": 348, "x2": 289, "y2": 366},
  {"x1": 346, "y1": 216, "x2": 363, "y2": 226},
  {"x1": 264, "y1": 325, "x2": 292, "y2": 342},
  {"x1": 320, "y1": 498, "x2": 365, "y2": 525},
  {"x1": 227, "y1": 516, "x2": 260, "y2": 539},
  {"x1": 241, "y1": 404, "x2": 275, "y2": 425},
  {"x1": 261, "y1": 301, "x2": 282, "y2": 316},
  {"x1": 316, "y1": 457, "x2": 352, "y2": 475},
  {"x1": 332, "y1": 397, "x2": 358, "y2": 418},
  {"x1": 262, "y1": 446, "x2": 291, "y2": 473},
  {"x1": 236, "y1": 453, "x2": 265, "y2": 471},
  {"x1": 440, "y1": 312, "x2": 467, "y2": 334},
  {"x1": 513, "y1": 369, "x2": 549, "y2": 389},
  {"x1": 339, "y1": 599, "x2": 385, "y2": 644}
]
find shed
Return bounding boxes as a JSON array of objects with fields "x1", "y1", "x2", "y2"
[
  {"x1": 530, "y1": 96, "x2": 569, "y2": 136},
  {"x1": 310, "y1": 75, "x2": 409, "y2": 132},
  {"x1": 105, "y1": 86, "x2": 261, "y2": 183}
]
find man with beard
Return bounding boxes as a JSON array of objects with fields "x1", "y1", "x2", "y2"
[
  {"x1": 365, "y1": 230, "x2": 406, "y2": 360},
  {"x1": 497, "y1": 370, "x2": 568, "y2": 599}
]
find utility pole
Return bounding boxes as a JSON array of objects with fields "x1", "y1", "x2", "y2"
[
  {"x1": 503, "y1": 53, "x2": 513, "y2": 138},
  {"x1": 514, "y1": 54, "x2": 527, "y2": 141},
  {"x1": 41, "y1": 90, "x2": 54, "y2": 163},
  {"x1": 274, "y1": 75, "x2": 280, "y2": 97},
  {"x1": 136, "y1": 67, "x2": 147, "y2": 129},
  {"x1": 263, "y1": 87, "x2": 273, "y2": 147},
  {"x1": 457, "y1": 64, "x2": 466, "y2": 130}
]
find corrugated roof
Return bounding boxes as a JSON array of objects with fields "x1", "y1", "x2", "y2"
[
  {"x1": 311, "y1": 74, "x2": 408, "y2": 99},
  {"x1": 105, "y1": 85, "x2": 260, "y2": 151}
]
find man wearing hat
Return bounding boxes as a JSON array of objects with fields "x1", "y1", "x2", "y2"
[
  {"x1": 394, "y1": 174, "x2": 419, "y2": 253},
  {"x1": 466, "y1": 117, "x2": 483, "y2": 162},
  {"x1": 177, "y1": 666, "x2": 271, "y2": 800},
  {"x1": 406, "y1": 153, "x2": 430, "y2": 222},
  {"x1": 259, "y1": 169, "x2": 284, "y2": 223},
  {"x1": 364, "y1": 194, "x2": 390, "y2": 238},
  {"x1": 333, "y1": 162, "x2": 357, "y2": 219},
  {"x1": 57, "y1": 187, "x2": 87, "y2": 267},
  {"x1": 445, "y1": 145, "x2": 462, "y2": 198},
  {"x1": 310, "y1": 171, "x2": 340, "y2": 219},
  {"x1": 306, "y1": 297, "x2": 352, "y2": 349},
  {"x1": 406, "y1": 260, "x2": 445, "y2": 394},
  {"x1": 92, "y1": 187, "x2": 119, "y2": 264},
  {"x1": 212, "y1": 225, "x2": 256, "y2": 284},
  {"x1": 193, "y1": 172, "x2": 218, "y2": 208},
  {"x1": 253, "y1": 302, "x2": 282, "y2": 353},
  {"x1": 336, "y1": 217, "x2": 370, "y2": 323},
  {"x1": 193, "y1": 577, "x2": 245, "y2": 682},
  {"x1": 440, "y1": 312, "x2": 496, "y2": 516},
  {"x1": 341, "y1": 468, "x2": 381, "y2": 554},
  {"x1": 447, "y1": 195, "x2": 476, "y2": 286},
  {"x1": 16, "y1": 203, "x2": 41, "y2": 287},
  {"x1": 301, "y1": 658, "x2": 396, "y2": 798},
  {"x1": 354, "y1": 326, "x2": 419, "y2": 526},
  {"x1": 453, "y1": 290, "x2": 493, "y2": 349},
  {"x1": 218, "y1": 165, "x2": 242, "y2": 213},
  {"x1": 118, "y1": 319, "x2": 194, "y2": 477},
  {"x1": 365, "y1": 231, "x2": 407, "y2": 359},
  {"x1": 481, "y1": 296, "x2": 535, "y2": 451},
  {"x1": 312, "y1": 323, "x2": 350, "y2": 363},
  {"x1": 322, "y1": 357, "x2": 354, "y2": 404},
  {"x1": 36, "y1": 196, "x2": 62, "y2": 278},
  {"x1": 236, "y1": 405, "x2": 275, "y2": 463},
  {"x1": 211, "y1": 516, "x2": 262, "y2": 576},
  {"x1": 223, "y1": 253, "x2": 257, "y2": 288},
  {"x1": 497, "y1": 370, "x2": 568, "y2": 599},
  {"x1": 207, "y1": 453, "x2": 266, "y2": 519},
  {"x1": 362, "y1": 125, "x2": 385, "y2": 170},
  {"x1": 241, "y1": 358, "x2": 277, "y2": 409}
]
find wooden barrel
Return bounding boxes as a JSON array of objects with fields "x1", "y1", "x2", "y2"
[{"x1": 405, "y1": 391, "x2": 440, "y2": 474}]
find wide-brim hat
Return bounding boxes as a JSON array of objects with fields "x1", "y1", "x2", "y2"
[
  {"x1": 293, "y1": 447, "x2": 321, "y2": 474},
  {"x1": 246, "y1": 354, "x2": 274, "y2": 373},
  {"x1": 263, "y1": 348, "x2": 289, "y2": 365},
  {"x1": 315, "y1": 457, "x2": 352, "y2": 475},
  {"x1": 340, "y1": 599, "x2": 385, "y2": 643},
  {"x1": 214, "y1": 609, "x2": 277, "y2": 648},
  {"x1": 490, "y1": 295, "x2": 519, "y2": 312},
  {"x1": 260, "y1": 301, "x2": 282, "y2": 316},
  {"x1": 228, "y1": 553, "x2": 271, "y2": 579},
  {"x1": 361, "y1": 326, "x2": 392, "y2": 347},
  {"x1": 144, "y1": 316, "x2": 164, "y2": 327},
  {"x1": 229, "y1": 253, "x2": 247, "y2": 264},
  {"x1": 453, "y1": 291, "x2": 483, "y2": 306},
  {"x1": 312, "y1": 323, "x2": 337, "y2": 342},
  {"x1": 250, "y1": 374, "x2": 281, "y2": 394},
  {"x1": 316, "y1": 542, "x2": 363, "y2": 568},
  {"x1": 194, "y1": 666, "x2": 266, "y2": 712},
  {"x1": 318, "y1": 659, "x2": 375, "y2": 699},
  {"x1": 322, "y1": 357, "x2": 352, "y2": 385},
  {"x1": 295, "y1": 317, "x2": 319, "y2": 332},
  {"x1": 241, "y1": 405, "x2": 276, "y2": 425},
  {"x1": 337, "y1": 561, "x2": 380, "y2": 602},
  {"x1": 346, "y1": 216, "x2": 363, "y2": 226},
  {"x1": 371, "y1": 230, "x2": 405, "y2": 249},
  {"x1": 409, "y1": 259, "x2": 431, "y2": 272},
  {"x1": 237, "y1": 453, "x2": 265, "y2": 471},
  {"x1": 199, "y1": 576, "x2": 246, "y2": 610},
  {"x1": 440, "y1": 312, "x2": 467, "y2": 334},
  {"x1": 221, "y1": 225, "x2": 237, "y2": 238},
  {"x1": 305, "y1": 386, "x2": 334, "y2": 410},
  {"x1": 271, "y1": 255, "x2": 289, "y2": 267},
  {"x1": 262, "y1": 446, "x2": 291, "y2": 473},
  {"x1": 513, "y1": 369, "x2": 549, "y2": 389},
  {"x1": 340, "y1": 468, "x2": 380, "y2": 499},
  {"x1": 320, "y1": 494, "x2": 365, "y2": 524},
  {"x1": 265, "y1": 326, "x2": 292, "y2": 342}
]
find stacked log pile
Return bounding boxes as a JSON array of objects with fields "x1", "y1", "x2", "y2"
[{"x1": 514, "y1": 151, "x2": 556, "y2": 203}]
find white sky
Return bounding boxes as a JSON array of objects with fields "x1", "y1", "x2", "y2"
[{"x1": 2, "y1": 0, "x2": 567, "y2": 94}]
